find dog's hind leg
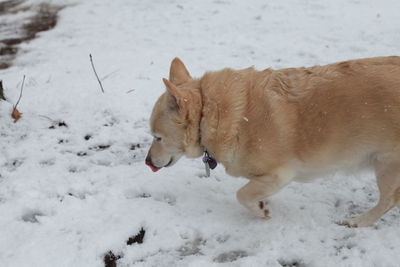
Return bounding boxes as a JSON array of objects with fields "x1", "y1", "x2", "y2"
[
  {"x1": 236, "y1": 175, "x2": 292, "y2": 219},
  {"x1": 347, "y1": 159, "x2": 400, "y2": 227}
]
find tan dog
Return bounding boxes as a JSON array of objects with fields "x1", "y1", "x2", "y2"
[{"x1": 146, "y1": 56, "x2": 400, "y2": 227}]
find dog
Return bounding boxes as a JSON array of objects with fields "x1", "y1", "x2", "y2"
[{"x1": 145, "y1": 56, "x2": 400, "y2": 227}]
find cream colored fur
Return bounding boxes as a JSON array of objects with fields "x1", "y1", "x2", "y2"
[{"x1": 147, "y1": 56, "x2": 400, "y2": 227}]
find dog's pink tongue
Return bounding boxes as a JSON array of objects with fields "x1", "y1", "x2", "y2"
[
  {"x1": 146, "y1": 161, "x2": 161, "y2": 172},
  {"x1": 149, "y1": 165, "x2": 161, "y2": 172}
]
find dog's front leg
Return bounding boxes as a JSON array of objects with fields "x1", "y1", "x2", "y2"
[{"x1": 236, "y1": 175, "x2": 292, "y2": 219}]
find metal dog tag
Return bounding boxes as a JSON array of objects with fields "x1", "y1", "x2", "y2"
[
  {"x1": 204, "y1": 159, "x2": 211, "y2": 177},
  {"x1": 202, "y1": 151, "x2": 217, "y2": 177}
]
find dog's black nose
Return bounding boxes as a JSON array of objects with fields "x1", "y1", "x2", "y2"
[{"x1": 145, "y1": 155, "x2": 152, "y2": 165}]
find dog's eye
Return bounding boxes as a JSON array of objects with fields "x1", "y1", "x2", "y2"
[{"x1": 154, "y1": 136, "x2": 162, "y2": 142}]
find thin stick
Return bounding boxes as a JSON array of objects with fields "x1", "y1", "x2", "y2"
[
  {"x1": 14, "y1": 75, "x2": 25, "y2": 109},
  {"x1": 89, "y1": 54, "x2": 105, "y2": 93}
]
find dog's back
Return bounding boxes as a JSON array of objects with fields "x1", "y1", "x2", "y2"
[{"x1": 288, "y1": 56, "x2": 400, "y2": 165}]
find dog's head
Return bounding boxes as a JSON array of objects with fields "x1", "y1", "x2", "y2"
[{"x1": 145, "y1": 58, "x2": 203, "y2": 172}]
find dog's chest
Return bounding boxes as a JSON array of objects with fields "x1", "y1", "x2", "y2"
[
  {"x1": 292, "y1": 168, "x2": 337, "y2": 182},
  {"x1": 291, "y1": 156, "x2": 372, "y2": 182}
]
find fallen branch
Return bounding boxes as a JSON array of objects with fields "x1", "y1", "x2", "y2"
[{"x1": 89, "y1": 54, "x2": 105, "y2": 93}]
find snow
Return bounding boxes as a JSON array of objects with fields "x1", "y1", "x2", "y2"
[{"x1": 1, "y1": 0, "x2": 400, "y2": 266}]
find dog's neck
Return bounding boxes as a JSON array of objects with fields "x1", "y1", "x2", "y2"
[
  {"x1": 196, "y1": 69, "x2": 250, "y2": 164},
  {"x1": 179, "y1": 80, "x2": 212, "y2": 159},
  {"x1": 181, "y1": 80, "x2": 205, "y2": 158}
]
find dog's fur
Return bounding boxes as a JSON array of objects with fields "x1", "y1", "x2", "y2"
[{"x1": 146, "y1": 56, "x2": 400, "y2": 227}]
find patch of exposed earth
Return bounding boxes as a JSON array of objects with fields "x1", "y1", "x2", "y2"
[{"x1": 0, "y1": 0, "x2": 63, "y2": 69}]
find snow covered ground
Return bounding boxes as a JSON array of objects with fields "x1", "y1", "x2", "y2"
[{"x1": 1, "y1": 0, "x2": 400, "y2": 266}]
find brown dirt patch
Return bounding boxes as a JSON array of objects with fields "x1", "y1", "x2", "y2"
[
  {"x1": 0, "y1": 1, "x2": 63, "y2": 69},
  {"x1": 127, "y1": 228, "x2": 146, "y2": 245},
  {"x1": 0, "y1": 0, "x2": 24, "y2": 15},
  {"x1": 103, "y1": 251, "x2": 121, "y2": 267}
]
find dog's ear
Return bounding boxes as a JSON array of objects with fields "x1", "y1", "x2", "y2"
[
  {"x1": 163, "y1": 78, "x2": 188, "y2": 113},
  {"x1": 169, "y1": 57, "x2": 191, "y2": 86},
  {"x1": 163, "y1": 78, "x2": 182, "y2": 99}
]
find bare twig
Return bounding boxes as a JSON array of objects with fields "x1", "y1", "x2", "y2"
[
  {"x1": 14, "y1": 75, "x2": 25, "y2": 109},
  {"x1": 89, "y1": 54, "x2": 105, "y2": 93},
  {"x1": 11, "y1": 75, "x2": 25, "y2": 123},
  {"x1": 0, "y1": 80, "x2": 5, "y2": 100}
]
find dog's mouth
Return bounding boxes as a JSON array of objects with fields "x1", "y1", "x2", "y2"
[
  {"x1": 164, "y1": 157, "x2": 174, "y2": 168},
  {"x1": 146, "y1": 161, "x2": 160, "y2": 172},
  {"x1": 146, "y1": 157, "x2": 174, "y2": 172}
]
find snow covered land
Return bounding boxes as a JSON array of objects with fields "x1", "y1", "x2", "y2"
[{"x1": 1, "y1": 0, "x2": 400, "y2": 266}]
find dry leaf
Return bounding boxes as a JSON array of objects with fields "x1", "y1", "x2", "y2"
[{"x1": 11, "y1": 107, "x2": 22, "y2": 123}]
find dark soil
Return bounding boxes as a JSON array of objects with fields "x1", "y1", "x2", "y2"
[
  {"x1": 89, "y1": 144, "x2": 111, "y2": 151},
  {"x1": 278, "y1": 259, "x2": 307, "y2": 267},
  {"x1": 48, "y1": 121, "x2": 68, "y2": 129},
  {"x1": 103, "y1": 228, "x2": 145, "y2": 266},
  {"x1": 103, "y1": 251, "x2": 121, "y2": 267},
  {"x1": 127, "y1": 228, "x2": 146, "y2": 245},
  {"x1": 0, "y1": 0, "x2": 24, "y2": 15},
  {"x1": 0, "y1": 1, "x2": 63, "y2": 69},
  {"x1": 0, "y1": 80, "x2": 5, "y2": 100},
  {"x1": 76, "y1": 152, "x2": 87, "y2": 157},
  {"x1": 130, "y1": 143, "x2": 141, "y2": 150}
]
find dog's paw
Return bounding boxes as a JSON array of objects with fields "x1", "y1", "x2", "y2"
[
  {"x1": 343, "y1": 215, "x2": 376, "y2": 228},
  {"x1": 338, "y1": 215, "x2": 376, "y2": 228},
  {"x1": 257, "y1": 201, "x2": 271, "y2": 220}
]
